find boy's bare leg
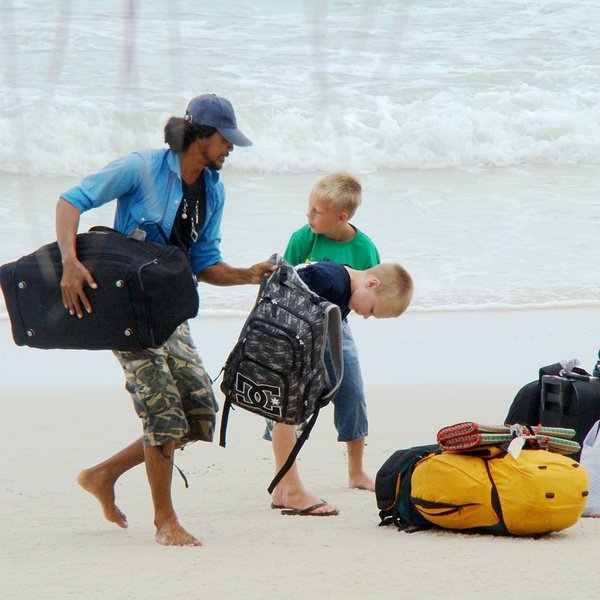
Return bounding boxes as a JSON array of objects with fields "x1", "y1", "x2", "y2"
[
  {"x1": 347, "y1": 437, "x2": 375, "y2": 491},
  {"x1": 270, "y1": 423, "x2": 337, "y2": 514},
  {"x1": 77, "y1": 436, "x2": 146, "y2": 528},
  {"x1": 144, "y1": 441, "x2": 201, "y2": 547}
]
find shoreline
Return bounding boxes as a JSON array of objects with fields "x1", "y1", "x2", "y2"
[
  {"x1": 3, "y1": 297, "x2": 600, "y2": 322},
  {"x1": 2, "y1": 305, "x2": 599, "y2": 391}
]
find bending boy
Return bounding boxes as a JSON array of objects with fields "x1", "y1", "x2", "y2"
[{"x1": 270, "y1": 260, "x2": 413, "y2": 516}]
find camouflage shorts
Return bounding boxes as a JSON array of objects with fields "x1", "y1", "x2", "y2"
[{"x1": 113, "y1": 321, "x2": 218, "y2": 446}]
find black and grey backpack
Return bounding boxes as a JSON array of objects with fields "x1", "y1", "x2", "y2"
[{"x1": 219, "y1": 254, "x2": 343, "y2": 492}]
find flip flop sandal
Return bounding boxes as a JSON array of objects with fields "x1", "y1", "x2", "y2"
[{"x1": 280, "y1": 500, "x2": 339, "y2": 517}]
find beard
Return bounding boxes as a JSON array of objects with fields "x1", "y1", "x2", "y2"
[{"x1": 207, "y1": 159, "x2": 223, "y2": 171}]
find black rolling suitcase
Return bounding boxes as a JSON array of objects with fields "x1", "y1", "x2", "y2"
[
  {"x1": 540, "y1": 374, "x2": 600, "y2": 455},
  {"x1": 0, "y1": 227, "x2": 199, "y2": 351},
  {"x1": 504, "y1": 363, "x2": 562, "y2": 426}
]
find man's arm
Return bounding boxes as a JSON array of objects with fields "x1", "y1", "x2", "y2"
[
  {"x1": 197, "y1": 260, "x2": 275, "y2": 286},
  {"x1": 56, "y1": 198, "x2": 98, "y2": 318}
]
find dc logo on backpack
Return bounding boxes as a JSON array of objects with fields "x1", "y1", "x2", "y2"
[{"x1": 234, "y1": 373, "x2": 283, "y2": 418}]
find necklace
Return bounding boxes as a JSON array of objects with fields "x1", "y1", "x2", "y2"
[{"x1": 181, "y1": 197, "x2": 200, "y2": 242}]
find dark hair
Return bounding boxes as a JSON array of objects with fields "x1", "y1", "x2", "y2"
[{"x1": 163, "y1": 117, "x2": 218, "y2": 152}]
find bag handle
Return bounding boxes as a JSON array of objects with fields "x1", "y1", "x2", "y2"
[{"x1": 255, "y1": 252, "x2": 281, "y2": 299}]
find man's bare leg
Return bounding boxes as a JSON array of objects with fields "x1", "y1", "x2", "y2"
[
  {"x1": 77, "y1": 436, "x2": 146, "y2": 528},
  {"x1": 270, "y1": 423, "x2": 337, "y2": 514},
  {"x1": 145, "y1": 441, "x2": 201, "y2": 547}
]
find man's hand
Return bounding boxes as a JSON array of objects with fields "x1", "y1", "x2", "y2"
[
  {"x1": 197, "y1": 259, "x2": 277, "y2": 286},
  {"x1": 246, "y1": 260, "x2": 277, "y2": 284},
  {"x1": 60, "y1": 258, "x2": 98, "y2": 318},
  {"x1": 56, "y1": 198, "x2": 97, "y2": 318}
]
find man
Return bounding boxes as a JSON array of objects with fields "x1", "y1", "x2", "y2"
[{"x1": 56, "y1": 93, "x2": 273, "y2": 547}]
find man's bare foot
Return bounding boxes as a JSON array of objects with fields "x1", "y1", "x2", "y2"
[
  {"x1": 349, "y1": 472, "x2": 375, "y2": 491},
  {"x1": 77, "y1": 469, "x2": 128, "y2": 528},
  {"x1": 155, "y1": 517, "x2": 202, "y2": 547}
]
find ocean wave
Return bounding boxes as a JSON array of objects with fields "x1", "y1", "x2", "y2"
[
  {"x1": 1, "y1": 88, "x2": 599, "y2": 177},
  {"x1": 3, "y1": 1, "x2": 599, "y2": 176}
]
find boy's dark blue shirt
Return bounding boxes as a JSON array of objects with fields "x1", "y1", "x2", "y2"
[{"x1": 295, "y1": 261, "x2": 351, "y2": 319}]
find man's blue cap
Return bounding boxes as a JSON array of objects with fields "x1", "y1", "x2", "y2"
[{"x1": 184, "y1": 94, "x2": 252, "y2": 147}]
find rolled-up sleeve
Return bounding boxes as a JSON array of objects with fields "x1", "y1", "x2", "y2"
[{"x1": 60, "y1": 154, "x2": 143, "y2": 213}]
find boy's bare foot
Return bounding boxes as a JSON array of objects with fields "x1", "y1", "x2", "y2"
[
  {"x1": 349, "y1": 472, "x2": 375, "y2": 491},
  {"x1": 155, "y1": 517, "x2": 202, "y2": 547},
  {"x1": 77, "y1": 469, "x2": 128, "y2": 528}
]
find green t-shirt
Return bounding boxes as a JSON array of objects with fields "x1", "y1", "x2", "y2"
[{"x1": 283, "y1": 224, "x2": 380, "y2": 270}]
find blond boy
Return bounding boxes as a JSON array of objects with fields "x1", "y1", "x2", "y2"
[
  {"x1": 267, "y1": 172, "x2": 411, "y2": 515},
  {"x1": 269, "y1": 259, "x2": 413, "y2": 515}
]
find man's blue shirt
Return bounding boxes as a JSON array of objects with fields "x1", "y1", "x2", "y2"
[{"x1": 60, "y1": 148, "x2": 224, "y2": 275}]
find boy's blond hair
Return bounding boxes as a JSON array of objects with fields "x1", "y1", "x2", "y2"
[
  {"x1": 310, "y1": 172, "x2": 362, "y2": 219},
  {"x1": 368, "y1": 263, "x2": 414, "y2": 317}
]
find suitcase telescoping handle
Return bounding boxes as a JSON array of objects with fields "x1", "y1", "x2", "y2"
[{"x1": 558, "y1": 371, "x2": 595, "y2": 383}]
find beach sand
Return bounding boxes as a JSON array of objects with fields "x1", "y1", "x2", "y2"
[{"x1": 1, "y1": 307, "x2": 599, "y2": 600}]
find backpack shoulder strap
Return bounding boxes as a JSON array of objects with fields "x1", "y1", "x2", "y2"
[{"x1": 320, "y1": 304, "x2": 343, "y2": 403}]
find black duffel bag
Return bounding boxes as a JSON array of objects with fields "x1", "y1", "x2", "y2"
[{"x1": 0, "y1": 227, "x2": 199, "y2": 351}]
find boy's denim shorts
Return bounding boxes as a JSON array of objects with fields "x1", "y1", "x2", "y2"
[
  {"x1": 264, "y1": 320, "x2": 368, "y2": 443},
  {"x1": 326, "y1": 320, "x2": 368, "y2": 442},
  {"x1": 113, "y1": 322, "x2": 218, "y2": 446}
]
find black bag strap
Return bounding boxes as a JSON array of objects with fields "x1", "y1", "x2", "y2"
[
  {"x1": 266, "y1": 404, "x2": 322, "y2": 495},
  {"x1": 219, "y1": 397, "x2": 232, "y2": 448},
  {"x1": 88, "y1": 225, "x2": 118, "y2": 235}
]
